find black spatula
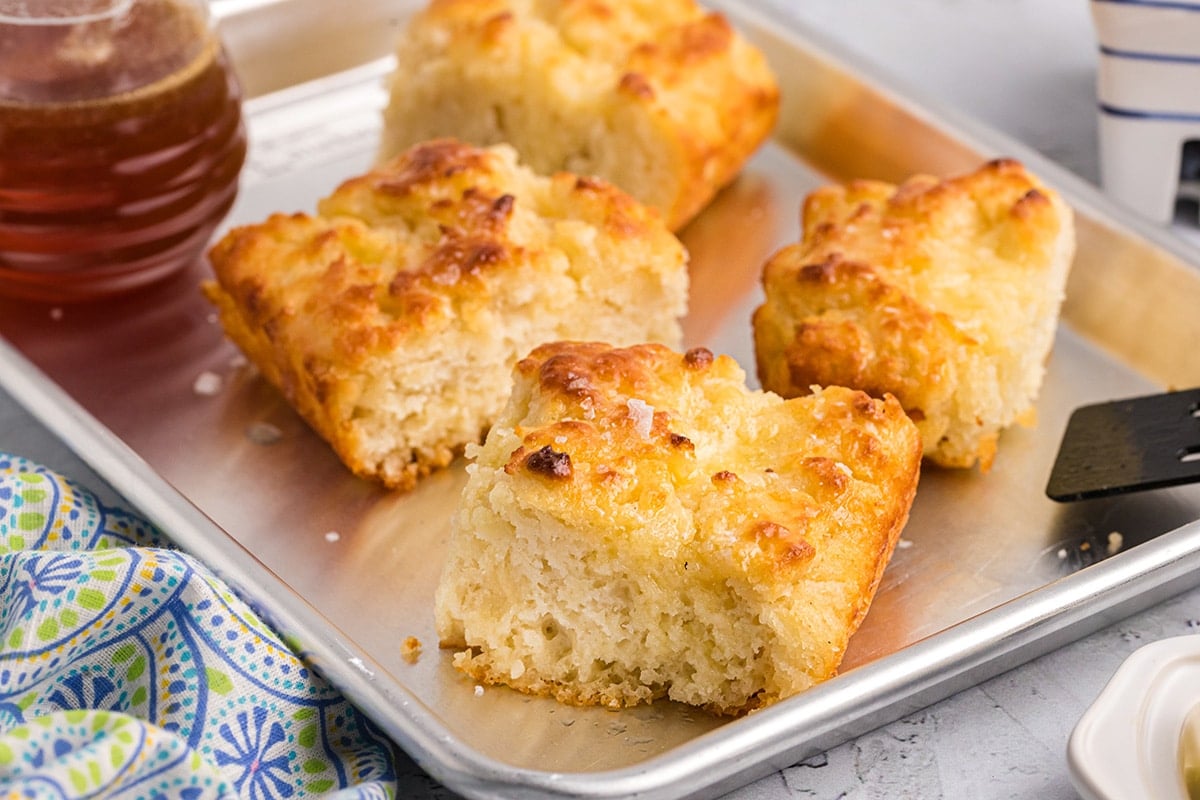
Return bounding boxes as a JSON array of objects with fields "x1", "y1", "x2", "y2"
[{"x1": 1046, "y1": 388, "x2": 1200, "y2": 502}]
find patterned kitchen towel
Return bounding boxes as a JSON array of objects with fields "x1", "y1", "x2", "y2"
[{"x1": 0, "y1": 452, "x2": 398, "y2": 799}]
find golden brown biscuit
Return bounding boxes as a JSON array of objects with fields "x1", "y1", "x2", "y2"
[
  {"x1": 204, "y1": 140, "x2": 688, "y2": 490},
  {"x1": 753, "y1": 158, "x2": 1076, "y2": 471},
  {"x1": 434, "y1": 341, "x2": 921, "y2": 715},
  {"x1": 378, "y1": 0, "x2": 780, "y2": 231}
]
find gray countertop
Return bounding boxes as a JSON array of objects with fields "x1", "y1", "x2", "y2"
[{"x1": 4, "y1": 2, "x2": 1199, "y2": 798}]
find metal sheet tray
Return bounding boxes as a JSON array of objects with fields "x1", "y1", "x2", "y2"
[{"x1": 5, "y1": 1, "x2": 1200, "y2": 797}]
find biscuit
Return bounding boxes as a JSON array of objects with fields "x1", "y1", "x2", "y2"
[
  {"x1": 204, "y1": 140, "x2": 688, "y2": 490},
  {"x1": 434, "y1": 341, "x2": 921, "y2": 714},
  {"x1": 753, "y1": 158, "x2": 1076, "y2": 471},
  {"x1": 378, "y1": 0, "x2": 780, "y2": 231}
]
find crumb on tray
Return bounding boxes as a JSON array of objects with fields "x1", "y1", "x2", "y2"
[
  {"x1": 245, "y1": 421, "x2": 282, "y2": 445},
  {"x1": 193, "y1": 370, "x2": 223, "y2": 396}
]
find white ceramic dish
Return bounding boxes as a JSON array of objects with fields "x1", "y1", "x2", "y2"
[{"x1": 1068, "y1": 634, "x2": 1200, "y2": 800}]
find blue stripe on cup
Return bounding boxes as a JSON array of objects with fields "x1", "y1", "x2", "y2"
[
  {"x1": 1100, "y1": 44, "x2": 1200, "y2": 62},
  {"x1": 1100, "y1": 103, "x2": 1200, "y2": 121},
  {"x1": 1092, "y1": 0, "x2": 1200, "y2": 11}
]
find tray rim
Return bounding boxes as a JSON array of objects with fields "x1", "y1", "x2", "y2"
[{"x1": 6, "y1": 2, "x2": 1200, "y2": 798}]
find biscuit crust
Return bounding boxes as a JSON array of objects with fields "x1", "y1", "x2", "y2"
[{"x1": 753, "y1": 158, "x2": 1075, "y2": 471}]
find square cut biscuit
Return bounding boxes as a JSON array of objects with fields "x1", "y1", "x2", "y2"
[
  {"x1": 203, "y1": 140, "x2": 688, "y2": 490},
  {"x1": 378, "y1": 0, "x2": 780, "y2": 232},
  {"x1": 752, "y1": 158, "x2": 1076, "y2": 472},
  {"x1": 434, "y1": 341, "x2": 921, "y2": 715}
]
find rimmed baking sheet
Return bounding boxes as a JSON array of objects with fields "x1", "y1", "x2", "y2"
[{"x1": 5, "y1": 2, "x2": 1200, "y2": 798}]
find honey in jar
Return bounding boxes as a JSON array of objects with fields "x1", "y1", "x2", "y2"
[{"x1": 0, "y1": 0, "x2": 247, "y2": 302}]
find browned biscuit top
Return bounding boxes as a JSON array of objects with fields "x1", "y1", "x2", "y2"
[
  {"x1": 489, "y1": 340, "x2": 920, "y2": 584},
  {"x1": 206, "y1": 139, "x2": 671, "y2": 369}
]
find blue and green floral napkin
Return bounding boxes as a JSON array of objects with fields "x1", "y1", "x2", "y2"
[{"x1": 0, "y1": 452, "x2": 398, "y2": 798}]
